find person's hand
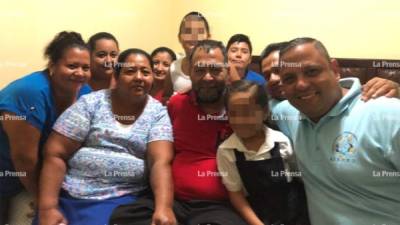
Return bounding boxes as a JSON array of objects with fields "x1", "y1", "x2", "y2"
[
  {"x1": 39, "y1": 207, "x2": 68, "y2": 225},
  {"x1": 151, "y1": 207, "x2": 177, "y2": 225},
  {"x1": 226, "y1": 63, "x2": 241, "y2": 85},
  {"x1": 27, "y1": 201, "x2": 37, "y2": 218},
  {"x1": 161, "y1": 96, "x2": 170, "y2": 106},
  {"x1": 362, "y1": 77, "x2": 399, "y2": 101}
]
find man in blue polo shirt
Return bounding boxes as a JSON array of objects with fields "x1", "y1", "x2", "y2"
[{"x1": 271, "y1": 37, "x2": 400, "y2": 225}]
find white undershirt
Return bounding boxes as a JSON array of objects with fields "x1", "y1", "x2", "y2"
[{"x1": 170, "y1": 57, "x2": 192, "y2": 92}]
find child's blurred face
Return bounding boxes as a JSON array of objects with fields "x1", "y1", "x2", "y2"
[
  {"x1": 179, "y1": 16, "x2": 209, "y2": 56},
  {"x1": 228, "y1": 91, "x2": 265, "y2": 139}
]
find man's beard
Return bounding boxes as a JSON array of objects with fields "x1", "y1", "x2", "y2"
[{"x1": 195, "y1": 84, "x2": 226, "y2": 104}]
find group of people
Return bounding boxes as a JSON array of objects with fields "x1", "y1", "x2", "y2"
[{"x1": 1, "y1": 11, "x2": 399, "y2": 225}]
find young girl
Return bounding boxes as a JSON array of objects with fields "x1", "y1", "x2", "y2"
[
  {"x1": 163, "y1": 11, "x2": 211, "y2": 99},
  {"x1": 217, "y1": 80, "x2": 309, "y2": 225},
  {"x1": 87, "y1": 32, "x2": 120, "y2": 91},
  {"x1": 150, "y1": 47, "x2": 176, "y2": 103}
]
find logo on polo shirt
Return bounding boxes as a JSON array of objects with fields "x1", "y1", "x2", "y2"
[{"x1": 330, "y1": 132, "x2": 358, "y2": 163}]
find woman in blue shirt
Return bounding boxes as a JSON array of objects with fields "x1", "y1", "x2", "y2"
[{"x1": 0, "y1": 31, "x2": 91, "y2": 224}]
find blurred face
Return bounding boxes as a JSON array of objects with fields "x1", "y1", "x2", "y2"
[
  {"x1": 261, "y1": 50, "x2": 284, "y2": 99},
  {"x1": 228, "y1": 91, "x2": 265, "y2": 139},
  {"x1": 190, "y1": 47, "x2": 227, "y2": 103},
  {"x1": 90, "y1": 39, "x2": 119, "y2": 79},
  {"x1": 279, "y1": 43, "x2": 342, "y2": 122},
  {"x1": 227, "y1": 42, "x2": 251, "y2": 72},
  {"x1": 179, "y1": 16, "x2": 209, "y2": 56},
  {"x1": 117, "y1": 54, "x2": 153, "y2": 99},
  {"x1": 50, "y1": 47, "x2": 90, "y2": 94},
  {"x1": 152, "y1": 52, "x2": 173, "y2": 81}
]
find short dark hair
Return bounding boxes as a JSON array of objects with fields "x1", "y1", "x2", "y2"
[
  {"x1": 151, "y1": 47, "x2": 177, "y2": 61},
  {"x1": 280, "y1": 37, "x2": 330, "y2": 62},
  {"x1": 189, "y1": 40, "x2": 227, "y2": 65},
  {"x1": 226, "y1": 34, "x2": 252, "y2": 54},
  {"x1": 259, "y1": 41, "x2": 289, "y2": 67},
  {"x1": 178, "y1": 11, "x2": 210, "y2": 36},
  {"x1": 114, "y1": 48, "x2": 153, "y2": 78},
  {"x1": 225, "y1": 80, "x2": 268, "y2": 110},
  {"x1": 87, "y1": 32, "x2": 119, "y2": 52},
  {"x1": 44, "y1": 31, "x2": 88, "y2": 65}
]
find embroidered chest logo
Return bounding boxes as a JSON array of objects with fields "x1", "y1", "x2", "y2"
[{"x1": 330, "y1": 132, "x2": 358, "y2": 163}]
